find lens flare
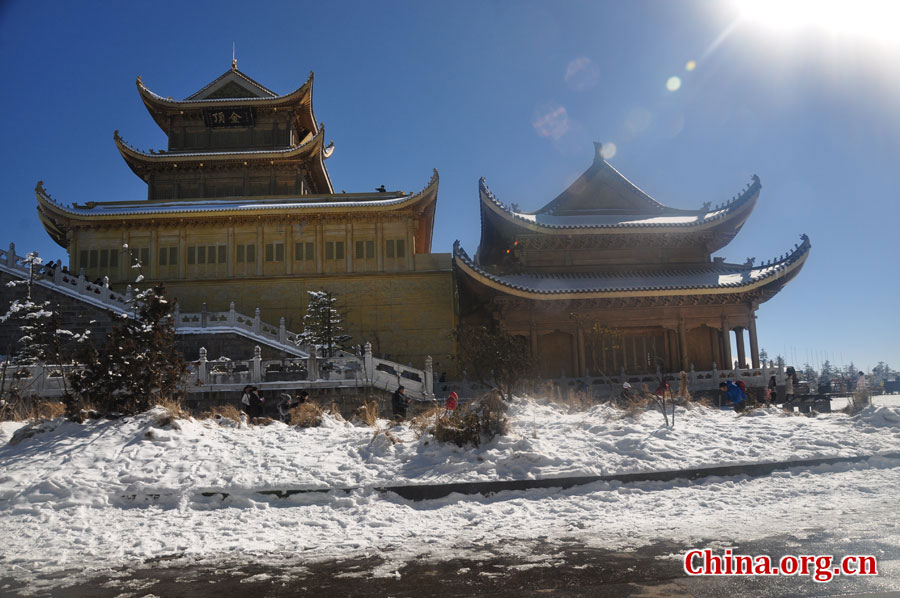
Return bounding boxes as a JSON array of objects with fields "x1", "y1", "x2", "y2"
[
  {"x1": 666, "y1": 76, "x2": 682, "y2": 92},
  {"x1": 599, "y1": 142, "x2": 617, "y2": 159},
  {"x1": 685, "y1": 60, "x2": 697, "y2": 71}
]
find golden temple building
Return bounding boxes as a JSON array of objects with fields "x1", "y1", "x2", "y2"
[
  {"x1": 454, "y1": 143, "x2": 810, "y2": 379},
  {"x1": 35, "y1": 64, "x2": 456, "y2": 371}
]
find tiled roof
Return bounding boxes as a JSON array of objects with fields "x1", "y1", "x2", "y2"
[
  {"x1": 453, "y1": 234, "x2": 810, "y2": 295},
  {"x1": 480, "y1": 174, "x2": 761, "y2": 231}
]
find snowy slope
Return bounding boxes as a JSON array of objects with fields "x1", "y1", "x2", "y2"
[{"x1": 0, "y1": 396, "x2": 899, "y2": 592}]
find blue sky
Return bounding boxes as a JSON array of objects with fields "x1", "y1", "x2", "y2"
[{"x1": 1, "y1": 0, "x2": 898, "y2": 373}]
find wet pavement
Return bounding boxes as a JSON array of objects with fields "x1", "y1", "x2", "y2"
[{"x1": 2, "y1": 529, "x2": 898, "y2": 597}]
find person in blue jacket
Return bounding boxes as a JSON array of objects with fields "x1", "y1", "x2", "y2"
[{"x1": 720, "y1": 381, "x2": 747, "y2": 412}]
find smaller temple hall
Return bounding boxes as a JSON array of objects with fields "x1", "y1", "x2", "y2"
[{"x1": 454, "y1": 143, "x2": 810, "y2": 378}]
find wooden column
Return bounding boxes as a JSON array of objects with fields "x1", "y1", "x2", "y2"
[
  {"x1": 721, "y1": 315, "x2": 732, "y2": 369},
  {"x1": 376, "y1": 222, "x2": 384, "y2": 271},
  {"x1": 178, "y1": 227, "x2": 186, "y2": 280},
  {"x1": 255, "y1": 221, "x2": 263, "y2": 276},
  {"x1": 576, "y1": 326, "x2": 586, "y2": 377},
  {"x1": 735, "y1": 327, "x2": 747, "y2": 368},
  {"x1": 678, "y1": 318, "x2": 689, "y2": 370},
  {"x1": 749, "y1": 314, "x2": 760, "y2": 368},
  {"x1": 315, "y1": 223, "x2": 323, "y2": 274},
  {"x1": 149, "y1": 228, "x2": 158, "y2": 280},
  {"x1": 345, "y1": 223, "x2": 353, "y2": 273}
]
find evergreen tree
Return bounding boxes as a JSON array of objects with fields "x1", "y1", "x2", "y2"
[
  {"x1": 819, "y1": 360, "x2": 835, "y2": 384},
  {"x1": 69, "y1": 283, "x2": 184, "y2": 416},
  {"x1": 759, "y1": 348, "x2": 769, "y2": 367},
  {"x1": 298, "y1": 290, "x2": 351, "y2": 358},
  {"x1": 801, "y1": 363, "x2": 817, "y2": 382},
  {"x1": 775, "y1": 355, "x2": 786, "y2": 369},
  {"x1": 457, "y1": 323, "x2": 534, "y2": 401}
]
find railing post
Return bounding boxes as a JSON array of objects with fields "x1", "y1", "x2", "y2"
[
  {"x1": 251, "y1": 345, "x2": 262, "y2": 383},
  {"x1": 76, "y1": 272, "x2": 85, "y2": 293},
  {"x1": 173, "y1": 303, "x2": 180, "y2": 328},
  {"x1": 198, "y1": 347, "x2": 208, "y2": 385},
  {"x1": 425, "y1": 355, "x2": 434, "y2": 398},
  {"x1": 53, "y1": 267, "x2": 62, "y2": 285},
  {"x1": 253, "y1": 307, "x2": 261, "y2": 334},
  {"x1": 228, "y1": 301, "x2": 236, "y2": 325},
  {"x1": 363, "y1": 341, "x2": 374, "y2": 380},
  {"x1": 125, "y1": 284, "x2": 132, "y2": 303},
  {"x1": 100, "y1": 276, "x2": 110, "y2": 303},
  {"x1": 308, "y1": 348, "x2": 319, "y2": 380},
  {"x1": 279, "y1": 317, "x2": 286, "y2": 343},
  {"x1": 7, "y1": 242, "x2": 15, "y2": 267},
  {"x1": 201, "y1": 302, "x2": 208, "y2": 328},
  {"x1": 619, "y1": 366, "x2": 626, "y2": 385},
  {"x1": 690, "y1": 363, "x2": 697, "y2": 385}
]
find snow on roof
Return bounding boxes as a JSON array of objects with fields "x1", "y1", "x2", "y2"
[{"x1": 454, "y1": 235, "x2": 810, "y2": 294}]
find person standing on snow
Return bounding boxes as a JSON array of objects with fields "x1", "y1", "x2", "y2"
[
  {"x1": 445, "y1": 391, "x2": 458, "y2": 411},
  {"x1": 392, "y1": 386, "x2": 409, "y2": 421},
  {"x1": 720, "y1": 381, "x2": 747, "y2": 412}
]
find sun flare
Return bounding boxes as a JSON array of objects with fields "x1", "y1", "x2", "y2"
[{"x1": 736, "y1": 0, "x2": 900, "y2": 42}]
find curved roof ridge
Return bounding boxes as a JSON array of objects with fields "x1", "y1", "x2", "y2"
[
  {"x1": 453, "y1": 235, "x2": 811, "y2": 297},
  {"x1": 185, "y1": 67, "x2": 278, "y2": 100},
  {"x1": 478, "y1": 175, "x2": 761, "y2": 232},
  {"x1": 113, "y1": 128, "x2": 323, "y2": 162},
  {"x1": 137, "y1": 72, "x2": 312, "y2": 107}
]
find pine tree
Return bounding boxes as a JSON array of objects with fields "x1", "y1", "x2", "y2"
[
  {"x1": 69, "y1": 283, "x2": 184, "y2": 416},
  {"x1": 298, "y1": 290, "x2": 351, "y2": 358}
]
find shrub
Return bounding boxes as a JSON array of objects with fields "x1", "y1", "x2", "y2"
[
  {"x1": 425, "y1": 391, "x2": 509, "y2": 448},
  {"x1": 290, "y1": 402, "x2": 324, "y2": 427},
  {"x1": 0, "y1": 397, "x2": 66, "y2": 422},
  {"x1": 844, "y1": 390, "x2": 870, "y2": 415},
  {"x1": 202, "y1": 404, "x2": 243, "y2": 422},
  {"x1": 352, "y1": 400, "x2": 380, "y2": 427}
]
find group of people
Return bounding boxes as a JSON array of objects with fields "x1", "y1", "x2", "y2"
[
  {"x1": 240, "y1": 385, "x2": 309, "y2": 422},
  {"x1": 390, "y1": 386, "x2": 459, "y2": 421}
]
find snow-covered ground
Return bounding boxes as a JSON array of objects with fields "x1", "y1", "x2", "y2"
[{"x1": 1, "y1": 395, "x2": 899, "y2": 594}]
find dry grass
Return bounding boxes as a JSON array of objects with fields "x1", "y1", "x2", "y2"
[
  {"x1": 202, "y1": 404, "x2": 244, "y2": 422},
  {"x1": 353, "y1": 400, "x2": 380, "y2": 427},
  {"x1": 843, "y1": 390, "x2": 871, "y2": 415},
  {"x1": 0, "y1": 397, "x2": 67, "y2": 422},
  {"x1": 290, "y1": 401, "x2": 324, "y2": 427},
  {"x1": 152, "y1": 397, "x2": 190, "y2": 419},
  {"x1": 409, "y1": 405, "x2": 444, "y2": 436}
]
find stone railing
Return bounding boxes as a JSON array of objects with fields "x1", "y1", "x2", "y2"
[
  {"x1": 189, "y1": 341, "x2": 434, "y2": 400},
  {"x1": 0, "y1": 242, "x2": 306, "y2": 357},
  {"x1": 173, "y1": 302, "x2": 307, "y2": 357},
  {"x1": 440, "y1": 363, "x2": 792, "y2": 401}
]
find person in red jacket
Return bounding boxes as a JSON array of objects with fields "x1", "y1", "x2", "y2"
[{"x1": 446, "y1": 391, "x2": 458, "y2": 410}]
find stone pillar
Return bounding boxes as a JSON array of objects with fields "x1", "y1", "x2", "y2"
[
  {"x1": 201, "y1": 302, "x2": 208, "y2": 328},
  {"x1": 279, "y1": 317, "x2": 286, "y2": 344},
  {"x1": 363, "y1": 341, "x2": 374, "y2": 382},
  {"x1": 251, "y1": 345, "x2": 262, "y2": 383},
  {"x1": 735, "y1": 327, "x2": 747, "y2": 369},
  {"x1": 749, "y1": 314, "x2": 760, "y2": 368},
  {"x1": 198, "y1": 347, "x2": 208, "y2": 385},
  {"x1": 425, "y1": 355, "x2": 434, "y2": 398},
  {"x1": 253, "y1": 307, "x2": 261, "y2": 334}
]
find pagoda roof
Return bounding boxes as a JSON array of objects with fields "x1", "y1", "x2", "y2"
[
  {"x1": 35, "y1": 171, "x2": 439, "y2": 250},
  {"x1": 113, "y1": 128, "x2": 333, "y2": 194},
  {"x1": 479, "y1": 144, "x2": 760, "y2": 251},
  {"x1": 454, "y1": 234, "x2": 810, "y2": 302},
  {"x1": 136, "y1": 69, "x2": 318, "y2": 137}
]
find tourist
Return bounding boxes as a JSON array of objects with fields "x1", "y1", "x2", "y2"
[
  {"x1": 392, "y1": 385, "x2": 409, "y2": 421},
  {"x1": 720, "y1": 381, "x2": 747, "y2": 412},
  {"x1": 446, "y1": 391, "x2": 458, "y2": 411},
  {"x1": 296, "y1": 390, "x2": 309, "y2": 404},
  {"x1": 785, "y1": 366, "x2": 798, "y2": 404},
  {"x1": 278, "y1": 392, "x2": 295, "y2": 423},
  {"x1": 856, "y1": 371, "x2": 867, "y2": 392},
  {"x1": 619, "y1": 382, "x2": 637, "y2": 405},
  {"x1": 766, "y1": 375, "x2": 777, "y2": 405},
  {"x1": 240, "y1": 385, "x2": 253, "y2": 421},
  {"x1": 655, "y1": 379, "x2": 670, "y2": 398}
]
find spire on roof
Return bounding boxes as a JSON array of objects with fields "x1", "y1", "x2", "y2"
[{"x1": 232, "y1": 42, "x2": 237, "y2": 70}]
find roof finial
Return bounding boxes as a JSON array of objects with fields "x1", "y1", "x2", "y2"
[
  {"x1": 232, "y1": 43, "x2": 237, "y2": 69},
  {"x1": 593, "y1": 141, "x2": 604, "y2": 160}
]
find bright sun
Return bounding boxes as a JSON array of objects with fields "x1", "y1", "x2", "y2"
[{"x1": 736, "y1": 0, "x2": 900, "y2": 42}]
